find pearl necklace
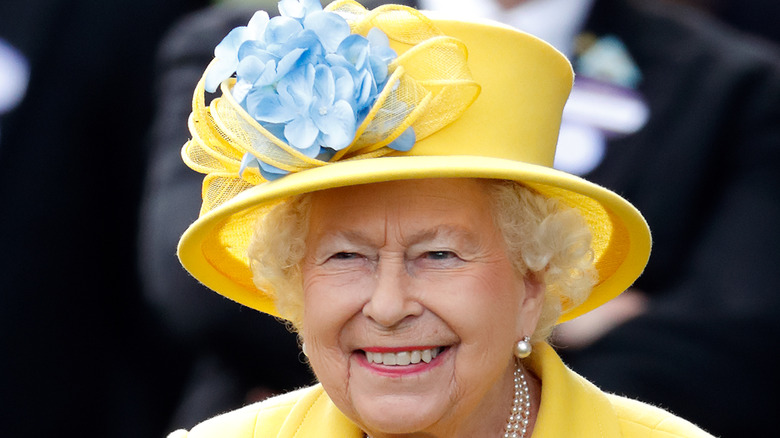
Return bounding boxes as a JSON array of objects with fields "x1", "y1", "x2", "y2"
[
  {"x1": 503, "y1": 361, "x2": 530, "y2": 438},
  {"x1": 365, "y1": 361, "x2": 531, "y2": 438}
]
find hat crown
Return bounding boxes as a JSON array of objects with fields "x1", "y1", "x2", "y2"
[{"x1": 395, "y1": 19, "x2": 572, "y2": 167}]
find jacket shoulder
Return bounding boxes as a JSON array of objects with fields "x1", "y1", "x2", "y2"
[
  {"x1": 607, "y1": 393, "x2": 715, "y2": 438},
  {"x1": 167, "y1": 386, "x2": 316, "y2": 438}
]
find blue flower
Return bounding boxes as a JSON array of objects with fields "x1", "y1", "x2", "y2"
[
  {"x1": 206, "y1": 11, "x2": 270, "y2": 92},
  {"x1": 310, "y1": 64, "x2": 357, "y2": 150},
  {"x1": 207, "y1": 0, "x2": 410, "y2": 178}
]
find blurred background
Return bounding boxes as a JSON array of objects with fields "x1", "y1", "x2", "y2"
[{"x1": 1, "y1": 0, "x2": 778, "y2": 436}]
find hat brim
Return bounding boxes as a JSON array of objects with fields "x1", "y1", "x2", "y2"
[{"x1": 178, "y1": 154, "x2": 651, "y2": 324}]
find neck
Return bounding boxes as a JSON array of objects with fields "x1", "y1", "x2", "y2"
[{"x1": 365, "y1": 362, "x2": 540, "y2": 438}]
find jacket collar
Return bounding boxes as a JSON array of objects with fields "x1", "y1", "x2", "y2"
[
  {"x1": 528, "y1": 343, "x2": 622, "y2": 437},
  {"x1": 274, "y1": 384, "x2": 363, "y2": 437}
]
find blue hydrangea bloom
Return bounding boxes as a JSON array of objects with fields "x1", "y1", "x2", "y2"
[{"x1": 208, "y1": 0, "x2": 413, "y2": 179}]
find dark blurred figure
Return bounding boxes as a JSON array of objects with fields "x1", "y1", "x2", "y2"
[
  {"x1": 0, "y1": 1, "x2": 207, "y2": 436},
  {"x1": 141, "y1": 0, "x2": 780, "y2": 436},
  {"x1": 554, "y1": 1, "x2": 780, "y2": 436},
  {"x1": 666, "y1": 0, "x2": 780, "y2": 44},
  {"x1": 138, "y1": 1, "x2": 319, "y2": 431}
]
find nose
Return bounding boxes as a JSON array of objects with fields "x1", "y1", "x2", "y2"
[{"x1": 362, "y1": 258, "x2": 423, "y2": 328}]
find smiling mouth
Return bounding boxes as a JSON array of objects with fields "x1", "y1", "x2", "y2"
[{"x1": 363, "y1": 347, "x2": 445, "y2": 366}]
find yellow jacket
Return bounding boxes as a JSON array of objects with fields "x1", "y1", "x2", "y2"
[{"x1": 169, "y1": 343, "x2": 713, "y2": 437}]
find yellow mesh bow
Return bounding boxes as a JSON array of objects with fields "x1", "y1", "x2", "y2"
[{"x1": 183, "y1": 0, "x2": 481, "y2": 216}]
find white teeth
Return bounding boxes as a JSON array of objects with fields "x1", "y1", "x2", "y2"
[
  {"x1": 396, "y1": 351, "x2": 411, "y2": 366},
  {"x1": 382, "y1": 352, "x2": 397, "y2": 365},
  {"x1": 365, "y1": 348, "x2": 442, "y2": 366}
]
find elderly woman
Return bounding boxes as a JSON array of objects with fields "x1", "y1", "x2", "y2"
[{"x1": 170, "y1": 1, "x2": 713, "y2": 437}]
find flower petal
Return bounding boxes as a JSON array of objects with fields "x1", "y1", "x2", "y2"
[
  {"x1": 238, "y1": 153, "x2": 261, "y2": 177},
  {"x1": 205, "y1": 59, "x2": 239, "y2": 93},
  {"x1": 237, "y1": 41, "x2": 274, "y2": 63},
  {"x1": 284, "y1": 115, "x2": 319, "y2": 150},
  {"x1": 280, "y1": 0, "x2": 323, "y2": 19},
  {"x1": 386, "y1": 127, "x2": 416, "y2": 152},
  {"x1": 258, "y1": 159, "x2": 289, "y2": 181},
  {"x1": 232, "y1": 79, "x2": 252, "y2": 103},
  {"x1": 369, "y1": 54, "x2": 389, "y2": 84},
  {"x1": 246, "y1": 90, "x2": 295, "y2": 124},
  {"x1": 278, "y1": 0, "x2": 305, "y2": 19},
  {"x1": 264, "y1": 16, "x2": 303, "y2": 47},
  {"x1": 257, "y1": 59, "x2": 278, "y2": 86},
  {"x1": 214, "y1": 26, "x2": 247, "y2": 60},
  {"x1": 297, "y1": 141, "x2": 322, "y2": 158},
  {"x1": 246, "y1": 11, "x2": 270, "y2": 40},
  {"x1": 368, "y1": 28, "x2": 396, "y2": 63},
  {"x1": 277, "y1": 64, "x2": 315, "y2": 110},
  {"x1": 206, "y1": 26, "x2": 248, "y2": 92},
  {"x1": 331, "y1": 66, "x2": 356, "y2": 103},
  {"x1": 276, "y1": 47, "x2": 306, "y2": 78},
  {"x1": 283, "y1": 29, "x2": 325, "y2": 66},
  {"x1": 263, "y1": 123, "x2": 286, "y2": 140},
  {"x1": 234, "y1": 56, "x2": 270, "y2": 102},
  {"x1": 236, "y1": 55, "x2": 266, "y2": 84},
  {"x1": 337, "y1": 34, "x2": 369, "y2": 70},
  {"x1": 354, "y1": 69, "x2": 375, "y2": 109},
  {"x1": 314, "y1": 100, "x2": 356, "y2": 151},
  {"x1": 304, "y1": 11, "x2": 350, "y2": 53},
  {"x1": 313, "y1": 65, "x2": 335, "y2": 106}
]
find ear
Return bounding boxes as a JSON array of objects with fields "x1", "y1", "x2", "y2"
[{"x1": 517, "y1": 273, "x2": 545, "y2": 338}]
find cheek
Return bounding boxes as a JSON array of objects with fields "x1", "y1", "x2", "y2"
[
  {"x1": 425, "y1": 265, "x2": 522, "y2": 337},
  {"x1": 301, "y1": 273, "x2": 368, "y2": 411},
  {"x1": 301, "y1": 270, "x2": 369, "y2": 355},
  {"x1": 303, "y1": 270, "x2": 370, "y2": 317}
]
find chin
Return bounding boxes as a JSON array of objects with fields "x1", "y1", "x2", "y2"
[{"x1": 352, "y1": 394, "x2": 450, "y2": 436}]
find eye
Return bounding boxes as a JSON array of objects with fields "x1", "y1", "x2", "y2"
[
  {"x1": 330, "y1": 252, "x2": 360, "y2": 260},
  {"x1": 321, "y1": 251, "x2": 369, "y2": 270},
  {"x1": 414, "y1": 250, "x2": 465, "y2": 270},
  {"x1": 424, "y1": 250, "x2": 457, "y2": 260}
]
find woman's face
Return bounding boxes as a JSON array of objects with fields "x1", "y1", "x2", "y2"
[{"x1": 301, "y1": 178, "x2": 543, "y2": 437}]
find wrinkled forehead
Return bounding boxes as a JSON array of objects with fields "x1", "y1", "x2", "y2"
[{"x1": 305, "y1": 178, "x2": 501, "y2": 243}]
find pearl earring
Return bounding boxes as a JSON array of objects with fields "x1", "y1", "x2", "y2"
[
  {"x1": 301, "y1": 342, "x2": 308, "y2": 357},
  {"x1": 513, "y1": 336, "x2": 532, "y2": 359}
]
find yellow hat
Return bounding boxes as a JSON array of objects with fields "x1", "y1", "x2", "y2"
[{"x1": 177, "y1": 0, "x2": 651, "y2": 323}]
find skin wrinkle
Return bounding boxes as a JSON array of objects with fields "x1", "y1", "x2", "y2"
[{"x1": 300, "y1": 179, "x2": 544, "y2": 437}]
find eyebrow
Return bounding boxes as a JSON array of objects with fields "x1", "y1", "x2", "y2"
[
  {"x1": 403, "y1": 225, "x2": 478, "y2": 247},
  {"x1": 315, "y1": 224, "x2": 478, "y2": 245}
]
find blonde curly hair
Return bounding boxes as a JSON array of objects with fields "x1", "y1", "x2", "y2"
[{"x1": 248, "y1": 180, "x2": 596, "y2": 342}]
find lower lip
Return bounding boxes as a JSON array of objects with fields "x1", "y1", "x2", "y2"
[{"x1": 354, "y1": 348, "x2": 449, "y2": 377}]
